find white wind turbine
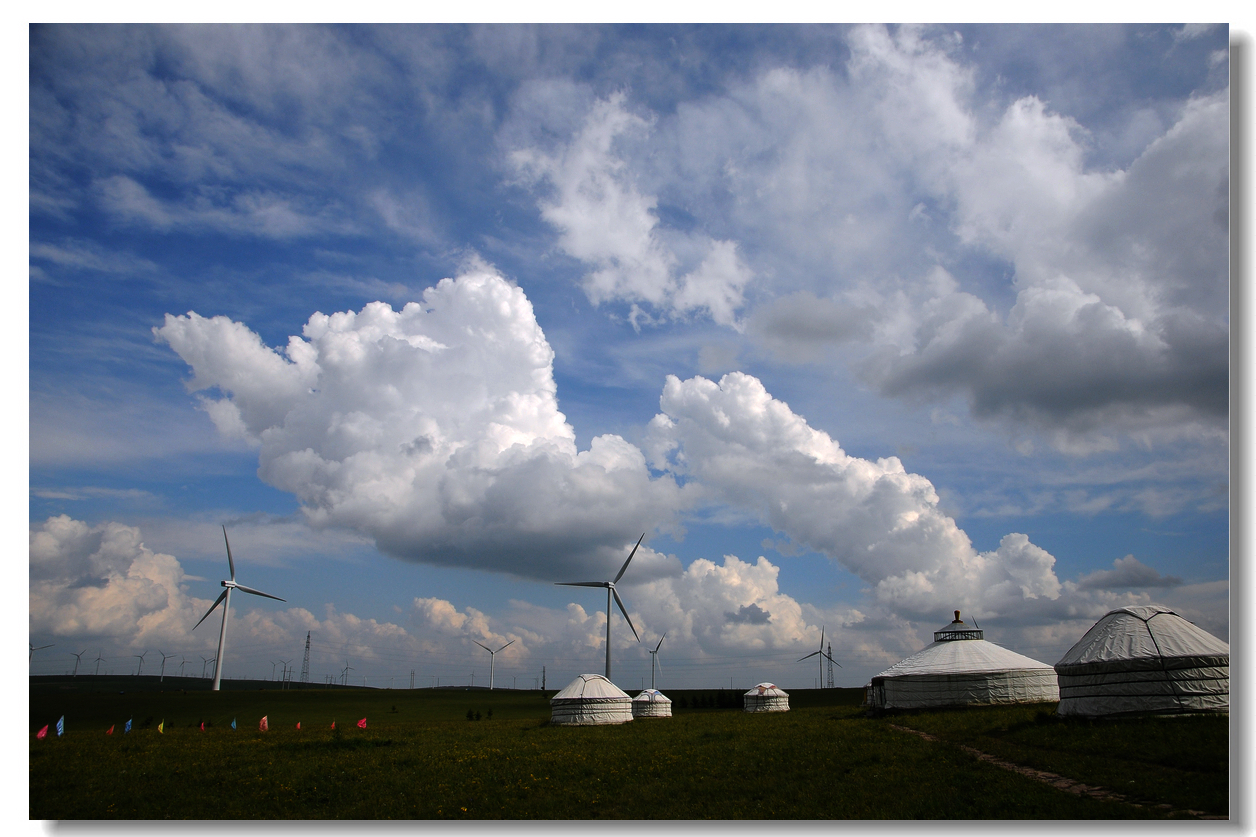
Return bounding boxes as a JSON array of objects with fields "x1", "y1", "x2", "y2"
[
  {"x1": 556, "y1": 534, "x2": 644, "y2": 682},
  {"x1": 797, "y1": 626, "x2": 840, "y2": 687},
  {"x1": 158, "y1": 650, "x2": 176, "y2": 683},
  {"x1": 133, "y1": 651, "x2": 148, "y2": 676},
  {"x1": 193, "y1": 526, "x2": 286, "y2": 691},
  {"x1": 648, "y1": 633, "x2": 666, "y2": 689},
  {"x1": 473, "y1": 640, "x2": 515, "y2": 690},
  {"x1": 71, "y1": 650, "x2": 87, "y2": 677},
  {"x1": 29, "y1": 642, "x2": 53, "y2": 663}
]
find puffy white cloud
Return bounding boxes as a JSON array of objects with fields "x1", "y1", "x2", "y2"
[
  {"x1": 1077, "y1": 555, "x2": 1184, "y2": 590},
  {"x1": 511, "y1": 93, "x2": 753, "y2": 326},
  {"x1": 645, "y1": 372, "x2": 1064, "y2": 620},
  {"x1": 156, "y1": 264, "x2": 691, "y2": 579}
]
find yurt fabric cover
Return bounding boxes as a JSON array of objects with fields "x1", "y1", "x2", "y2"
[
  {"x1": 549, "y1": 674, "x2": 634, "y2": 725},
  {"x1": 632, "y1": 689, "x2": 673, "y2": 718},
  {"x1": 869, "y1": 614, "x2": 1058, "y2": 710},
  {"x1": 743, "y1": 682, "x2": 789, "y2": 712},
  {"x1": 1055, "y1": 605, "x2": 1229, "y2": 717}
]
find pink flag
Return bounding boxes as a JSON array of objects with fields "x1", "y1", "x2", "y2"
[
  {"x1": 106, "y1": 725, "x2": 114, "y2": 735},
  {"x1": 259, "y1": 716, "x2": 269, "y2": 732},
  {"x1": 36, "y1": 725, "x2": 48, "y2": 740},
  {"x1": 200, "y1": 721, "x2": 205, "y2": 732},
  {"x1": 357, "y1": 718, "x2": 366, "y2": 729},
  {"x1": 296, "y1": 721, "x2": 301, "y2": 730},
  {"x1": 330, "y1": 720, "x2": 336, "y2": 729}
]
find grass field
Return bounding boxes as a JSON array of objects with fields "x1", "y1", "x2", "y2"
[{"x1": 29, "y1": 677, "x2": 1227, "y2": 820}]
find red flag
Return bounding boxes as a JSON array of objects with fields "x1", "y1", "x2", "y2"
[
  {"x1": 200, "y1": 721, "x2": 205, "y2": 732},
  {"x1": 296, "y1": 721, "x2": 301, "y2": 730},
  {"x1": 259, "y1": 716, "x2": 269, "y2": 732},
  {"x1": 357, "y1": 718, "x2": 366, "y2": 729},
  {"x1": 36, "y1": 725, "x2": 48, "y2": 740},
  {"x1": 106, "y1": 725, "x2": 114, "y2": 735},
  {"x1": 330, "y1": 720, "x2": 335, "y2": 730}
]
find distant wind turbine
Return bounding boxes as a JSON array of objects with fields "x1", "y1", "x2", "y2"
[
  {"x1": 201, "y1": 656, "x2": 215, "y2": 679},
  {"x1": 71, "y1": 650, "x2": 87, "y2": 677},
  {"x1": 648, "y1": 633, "x2": 666, "y2": 689},
  {"x1": 342, "y1": 661, "x2": 353, "y2": 685},
  {"x1": 30, "y1": 642, "x2": 53, "y2": 663},
  {"x1": 133, "y1": 651, "x2": 148, "y2": 676},
  {"x1": 94, "y1": 651, "x2": 105, "y2": 676},
  {"x1": 193, "y1": 526, "x2": 286, "y2": 691},
  {"x1": 797, "y1": 627, "x2": 840, "y2": 687},
  {"x1": 158, "y1": 650, "x2": 176, "y2": 682},
  {"x1": 473, "y1": 640, "x2": 515, "y2": 690},
  {"x1": 556, "y1": 534, "x2": 644, "y2": 681}
]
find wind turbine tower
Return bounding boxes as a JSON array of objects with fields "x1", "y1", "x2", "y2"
[
  {"x1": 158, "y1": 650, "x2": 176, "y2": 682},
  {"x1": 133, "y1": 651, "x2": 148, "y2": 676},
  {"x1": 473, "y1": 639, "x2": 515, "y2": 690},
  {"x1": 797, "y1": 627, "x2": 840, "y2": 688},
  {"x1": 193, "y1": 526, "x2": 286, "y2": 691},
  {"x1": 648, "y1": 633, "x2": 666, "y2": 689},
  {"x1": 556, "y1": 534, "x2": 645, "y2": 681},
  {"x1": 94, "y1": 651, "x2": 105, "y2": 676},
  {"x1": 827, "y1": 642, "x2": 835, "y2": 689},
  {"x1": 71, "y1": 650, "x2": 86, "y2": 677}
]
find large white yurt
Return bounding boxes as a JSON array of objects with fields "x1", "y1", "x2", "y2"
[
  {"x1": 1055, "y1": 605, "x2": 1229, "y2": 718},
  {"x1": 632, "y1": 689, "x2": 673, "y2": 718},
  {"x1": 743, "y1": 682, "x2": 790, "y2": 712},
  {"x1": 867, "y1": 611, "x2": 1058, "y2": 711},
  {"x1": 549, "y1": 674, "x2": 634, "y2": 725}
]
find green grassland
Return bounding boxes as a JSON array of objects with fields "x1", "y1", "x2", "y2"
[{"x1": 29, "y1": 677, "x2": 1227, "y2": 820}]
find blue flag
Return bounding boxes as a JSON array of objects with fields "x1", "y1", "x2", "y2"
[
  {"x1": 124, "y1": 718, "x2": 132, "y2": 734},
  {"x1": 231, "y1": 718, "x2": 237, "y2": 730},
  {"x1": 56, "y1": 716, "x2": 64, "y2": 737}
]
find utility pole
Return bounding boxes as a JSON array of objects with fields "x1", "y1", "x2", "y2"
[{"x1": 300, "y1": 631, "x2": 311, "y2": 683}]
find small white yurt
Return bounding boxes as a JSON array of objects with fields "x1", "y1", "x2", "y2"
[
  {"x1": 1055, "y1": 605, "x2": 1229, "y2": 718},
  {"x1": 743, "y1": 682, "x2": 790, "y2": 712},
  {"x1": 632, "y1": 689, "x2": 673, "y2": 718},
  {"x1": 868, "y1": 611, "x2": 1058, "y2": 711},
  {"x1": 549, "y1": 674, "x2": 634, "y2": 725}
]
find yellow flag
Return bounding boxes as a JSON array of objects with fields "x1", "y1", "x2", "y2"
[{"x1": 158, "y1": 720, "x2": 164, "y2": 733}]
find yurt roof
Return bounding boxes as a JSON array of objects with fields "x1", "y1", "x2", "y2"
[
  {"x1": 745, "y1": 682, "x2": 788, "y2": 696},
  {"x1": 873, "y1": 614, "x2": 1053, "y2": 680},
  {"x1": 552, "y1": 673, "x2": 631, "y2": 700},
  {"x1": 633, "y1": 689, "x2": 671, "y2": 702},
  {"x1": 1056, "y1": 605, "x2": 1229, "y2": 667}
]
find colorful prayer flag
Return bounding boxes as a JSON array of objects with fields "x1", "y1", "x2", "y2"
[
  {"x1": 158, "y1": 720, "x2": 164, "y2": 734},
  {"x1": 357, "y1": 718, "x2": 366, "y2": 729},
  {"x1": 296, "y1": 721, "x2": 301, "y2": 730},
  {"x1": 106, "y1": 725, "x2": 114, "y2": 735},
  {"x1": 231, "y1": 718, "x2": 237, "y2": 730},
  {"x1": 36, "y1": 725, "x2": 48, "y2": 740},
  {"x1": 56, "y1": 716, "x2": 65, "y2": 737},
  {"x1": 124, "y1": 718, "x2": 132, "y2": 734},
  {"x1": 259, "y1": 716, "x2": 269, "y2": 732}
]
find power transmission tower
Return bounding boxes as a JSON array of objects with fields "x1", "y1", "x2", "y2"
[
  {"x1": 826, "y1": 642, "x2": 834, "y2": 689},
  {"x1": 300, "y1": 631, "x2": 311, "y2": 683}
]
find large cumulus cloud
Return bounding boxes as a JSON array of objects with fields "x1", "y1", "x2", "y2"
[
  {"x1": 644, "y1": 371, "x2": 1063, "y2": 620},
  {"x1": 156, "y1": 264, "x2": 691, "y2": 579}
]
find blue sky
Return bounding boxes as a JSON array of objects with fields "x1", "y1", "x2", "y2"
[{"x1": 28, "y1": 23, "x2": 1233, "y2": 692}]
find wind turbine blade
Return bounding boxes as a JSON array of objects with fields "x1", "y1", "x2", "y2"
[
  {"x1": 556, "y1": 581, "x2": 609, "y2": 588},
  {"x1": 611, "y1": 588, "x2": 640, "y2": 642},
  {"x1": 193, "y1": 590, "x2": 229, "y2": 631},
  {"x1": 233, "y1": 583, "x2": 286, "y2": 602},
  {"x1": 797, "y1": 650, "x2": 821, "y2": 662},
  {"x1": 819, "y1": 626, "x2": 825, "y2": 650},
  {"x1": 613, "y1": 533, "x2": 645, "y2": 584},
  {"x1": 654, "y1": 632, "x2": 666, "y2": 653},
  {"x1": 473, "y1": 640, "x2": 491, "y2": 653},
  {"x1": 497, "y1": 640, "x2": 515, "y2": 653},
  {"x1": 222, "y1": 526, "x2": 236, "y2": 581},
  {"x1": 824, "y1": 652, "x2": 842, "y2": 668}
]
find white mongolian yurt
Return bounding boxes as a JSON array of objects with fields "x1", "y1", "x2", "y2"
[
  {"x1": 867, "y1": 611, "x2": 1058, "y2": 711},
  {"x1": 632, "y1": 689, "x2": 673, "y2": 718},
  {"x1": 549, "y1": 674, "x2": 634, "y2": 725},
  {"x1": 1055, "y1": 605, "x2": 1229, "y2": 718},
  {"x1": 743, "y1": 682, "x2": 789, "y2": 712}
]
